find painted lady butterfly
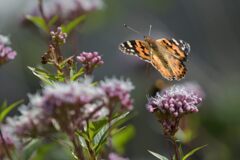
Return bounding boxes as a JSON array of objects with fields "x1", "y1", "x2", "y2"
[{"x1": 119, "y1": 30, "x2": 190, "y2": 81}]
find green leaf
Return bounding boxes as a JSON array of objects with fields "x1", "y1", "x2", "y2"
[
  {"x1": 148, "y1": 150, "x2": 169, "y2": 160},
  {"x1": 61, "y1": 15, "x2": 86, "y2": 34},
  {"x1": 70, "y1": 68, "x2": 84, "y2": 81},
  {"x1": 26, "y1": 15, "x2": 49, "y2": 32},
  {"x1": 59, "y1": 56, "x2": 74, "y2": 69},
  {"x1": 178, "y1": 144, "x2": 184, "y2": 159},
  {"x1": 93, "y1": 112, "x2": 132, "y2": 154},
  {"x1": 0, "y1": 101, "x2": 7, "y2": 110},
  {"x1": 22, "y1": 139, "x2": 43, "y2": 160},
  {"x1": 55, "y1": 71, "x2": 65, "y2": 82},
  {"x1": 0, "y1": 100, "x2": 23, "y2": 122},
  {"x1": 91, "y1": 118, "x2": 108, "y2": 137},
  {"x1": 93, "y1": 112, "x2": 131, "y2": 144},
  {"x1": 48, "y1": 16, "x2": 58, "y2": 27},
  {"x1": 28, "y1": 66, "x2": 54, "y2": 85},
  {"x1": 23, "y1": 139, "x2": 73, "y2": 160},
  {"x1": 112, "y1": 125, "x2": 135, "y2": 153},
  {"x1": 182, "y1": 144, "x2": 208, "y2": 160}
]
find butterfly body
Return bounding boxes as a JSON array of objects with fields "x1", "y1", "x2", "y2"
[{"x1": 119, "y1": 35, "x2": 190, "y2": 81}]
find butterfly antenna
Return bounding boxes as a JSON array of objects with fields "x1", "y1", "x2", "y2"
[
  {"x1": 123, "y1": 24, "x2": 143, "y2": 36},
  {"x1": 148, "y1": 24, "x2": 152, "y2": 36}
]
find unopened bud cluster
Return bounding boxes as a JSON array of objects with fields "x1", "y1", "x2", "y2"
[
  {"x1": 77, "y1": 52, "x2": 104, "y2": 74},
  {"x1": 50, "y1": 27, "x2": 67, "y2": 45}
]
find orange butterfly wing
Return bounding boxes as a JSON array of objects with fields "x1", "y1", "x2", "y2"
[
  {"x1": 119, "y1": 37, "x2": 190, "y2": 81},
  {"x1": 119, "y1": 40, "x2": 151, "y2": 62},
  {"x1": 157, "y1": 38, "x2": 189, "y2": 61},
  {"x1": 151, "y1": 53, "x2": 175, "y2": 80},
  {"x1": 153, "y1": 38, "x2": 189, "y2": 80}
]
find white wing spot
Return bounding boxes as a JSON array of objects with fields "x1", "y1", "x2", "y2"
[
  {"x1": 127, "y1": 41, "x2": 133, "y2": 48},
  {"x1": 172, "y1": 38, "x2": 179, "y2": 45},
  {"x1": 130, "y1": 49, "x2": 135, "y2": 52}
]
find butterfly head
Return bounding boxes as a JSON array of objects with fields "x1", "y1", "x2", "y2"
[{"x1": 144, "y1": 36, "x2": 157, "y2": 48}]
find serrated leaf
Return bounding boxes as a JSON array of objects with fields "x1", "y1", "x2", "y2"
[
  {"x1": 148, "y1": 150, "x2": 169, "y2": 160},
  {"x1": 28, "y1": 66, "x2": 54, "y2": 85},
  {"x1": 93, "y1": 112, "x2": 131, "y2": 144},
  {"x1": 22, "y1": 139, "x2": 43, "y2": 160},
  {"x1": 93, "y1": 112, "x2": 132, "y2": 154},
  {"x1": 182, "y1": 144, "x2": 207, "y2": 160},
  {"x1": 0, "y1": 100, "x2": 23, "y2": 122},
  {"x1": 91, "y1": 118, "x2": 108, "y2": 138},
  {"x1": 93, "y1": 128, "x2": 108, "y2": 154},
  {"x1": 61, "y1": 15, "x2": 86, "y2": 34},
  {"x1": 78, "y1": 136, "x2": 87, "y2": 148},
  {"x1": 26, "y1": 15, "x2": 49, "y2": 32}
]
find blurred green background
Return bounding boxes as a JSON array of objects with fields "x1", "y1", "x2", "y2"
[{"x1": 0, "y1": 0, "x2": 240, "y2": 159}]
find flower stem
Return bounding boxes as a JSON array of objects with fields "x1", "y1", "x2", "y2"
[
  {"x1": 72, "y1": 136, "x2": 84, "y2": 160},
  {"x1": 0, "y1": 129, "x2": 13, "y2": 160},
  {"x1": 86, "y1": 120, "x2": 97, "y2": 160},
  {"x1": 168, "y1": 136, "x2": 180, "y2": 160},
  {"x1": 107, "y1": 104, "x2": 114, "y2": 150}
]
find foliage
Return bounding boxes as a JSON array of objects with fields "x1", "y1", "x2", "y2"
[
  {"x1": 0, "y1": 100, "x2": 23, "y2": 122},
  {"x1": 0, "y1": 2, "x2": 134, "y2": 159},
  {"x1": 0, "y1": 1, "x2": 207, "y2": 160},
  {"x1": 148, "y1": 150, "x2": 168, "y2": 160}
]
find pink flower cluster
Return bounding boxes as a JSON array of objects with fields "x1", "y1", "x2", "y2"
[
  {"x1": 108, "y1": 153, "x2": 129, "y2": 160},
  {"x1": 100, "y1": 78, "x2": 134, "y2": 110},
  {"x1": 147, "y1": 83, "x2": 202, "y2": 116},
  {"x1": 0, "y1": 35, "x2": 17, "y2": 65},
  {"x1": 5, "y1": 105, "x2": 53, "y2": 138},
  {"x1": 146, "y1": 82, "x2": 203, "y2": 136},
  {"x1": 4, "y1": 77, "x2": 134, "y2": 140},
  {"x1": 77, "y1": 52, "x2": 104, "y2": 74},
  {"x1": 0, "y1": 127, "x2": 14, "y2": 158}
]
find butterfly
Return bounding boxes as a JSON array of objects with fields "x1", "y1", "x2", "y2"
[{"x1": 119, "y1": 34, "x2": 190, "y2": 81}]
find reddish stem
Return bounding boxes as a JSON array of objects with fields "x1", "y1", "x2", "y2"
[{"x1": 0, "y1": 129, "x2": 13, "y2": 160}]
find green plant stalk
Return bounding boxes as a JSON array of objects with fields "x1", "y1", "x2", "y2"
[
  {"x1": 56, "y1": 106, "x2": 84, "y2": 160},
  {"x1": 107, "y1": 102, "x2": 114, "y2": 151},
  {"x1": 169, "y1": 136, "x2": 180, "y2": 160},
  {"x1": 38, "y1": 0, "x2": 50, "y2": 33},
  {"x1": 86, "y1": 120, "x2": 97, "y2": 160},
  {"x1": 72, "y1": 136, "x2": 84, "y2": 160},
  {"x1": 84, "y1": 103, "x2": 105, "y2": 159},
  {"x1": 39, "y1": 0, "x2": 70, "y2": 80},
  {"x1": 0, "y1": 129, "x2": 13, "y2": 160}
]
